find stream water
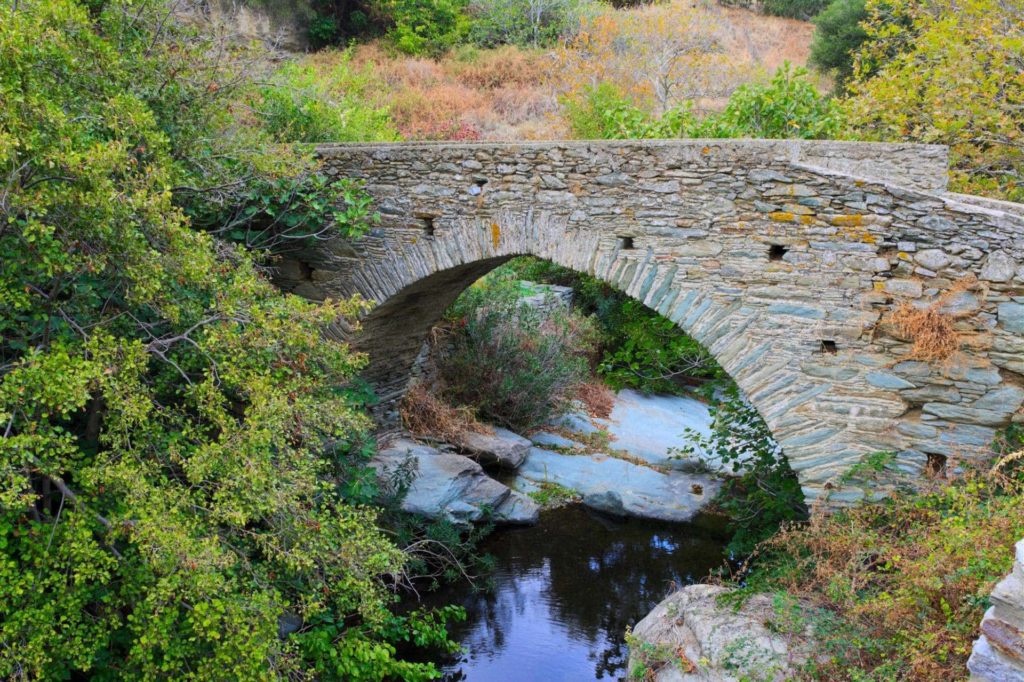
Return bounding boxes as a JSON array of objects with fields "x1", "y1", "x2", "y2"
[{"x1": 415, "y1": 504, "x2": 728, "y2": 681}]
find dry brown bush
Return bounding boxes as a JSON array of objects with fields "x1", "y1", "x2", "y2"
[
  {"x1": 743, "y1": 469, "x2": 1024, "y2": 680},
  {"x1": 884, "y1": 276, "x2": 984, "y2": 363},
  {"x1": 400, "y1": 383, "x2": 492, "y2": 442},
  {"x1": 575, "y1": 380, "x2": 615, "y2": 419}
]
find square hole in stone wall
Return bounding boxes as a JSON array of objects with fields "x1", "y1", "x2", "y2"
[
  {"x1": 769, "y1": 244, "x2": 789, "y2": 261},
  {"x1": 926, "y1": 453, "x2": 947, "y2": 477},
  {"x1": 618, "y1": 236, "x2": 635, "y2": 250},
  {"x1": 422, "y1": 216, "x2": 436, "y2": 236},
  {"x1": 820, "y1": 340, "x2": 838, "y2": 354}
]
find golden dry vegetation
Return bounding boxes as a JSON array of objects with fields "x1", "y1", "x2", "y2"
[{"x1": 302, "y1": 2, "x2": 818, "y2": 141}]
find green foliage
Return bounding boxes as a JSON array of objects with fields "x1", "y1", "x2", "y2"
[
  {"x1": 308, "y1": 11, "x2": 342, "y2": 48},
  {"x1": 761, "y1": 0, "x2": 830, "y2": 19},
  {"x1": 372, "y1": 0, "x2": 471, "y2": 55},
  {"x1": 501, "y1": 258, "x2": 721, "y2": 396},
  {"x1": 467, "y1": 0, "x2": 595, "y2": 47},
  {"x1": 712, "y1": 63, "x2": 845, "y2": 139},
  {"x1": 256, "y1": 58, "x2": 399, "y2": 143},
  {"x1": 565, "y1": 65, "x2": 843, "y2": 141},
  {"x1": 595, "y1": 299, "x2": 722, "y2": 395},
  {"x1": 675, "y1": 386, "x2": 807, "y2": 556},
  {"x1": 843, "y1": 0, "x2": 1024, "y2": 202},
  {"x1": 0, "y1": 1, "x2": 452, "y2": 678},
  {"x1": 562, "y1": 82, "x2": 700, "y2": 140},
  {"x1": 439, "y1": 271, "x2": 599, "y2": 431},
  {"x1": 809, "y1": 0, "x2": 868, "y2": 88},
  {"x1": 188, "y1": 174, "x2": 380, "y2": 251}
]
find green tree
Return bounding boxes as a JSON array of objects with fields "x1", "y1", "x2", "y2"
[
  {"x1": 372, "y1": 0, "x2": 470, "y2": 55},
  {"x1": 0, "y1": 1, "x2": 456, "y2": 678},
  {"x1": 843, "y1": 0, "x2": 1024, "y2": 201},
  {"x1": 809, "y1": 0, "x2": 868, "y2": 88}
]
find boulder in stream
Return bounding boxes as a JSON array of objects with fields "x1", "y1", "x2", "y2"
[
  {"x1": 457, "y1": 426, "x2": 531, "y2": 469},
  {"x1": 513, "y1": 446, "x2": 720, "y2": 523},
  {"x1": 371, "y1": 439, "x2": 538, "y2": 526},
  {"x1": 628, "y1": 584, "x2": 814, "y2": 681}
]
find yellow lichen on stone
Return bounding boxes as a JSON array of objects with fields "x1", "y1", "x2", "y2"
[
  {"x1": 799, "y1": 215, "x2": 818, "y2": 225},
  {"x1": 769, "y1": 212, "x2": 796, "y2": 222},
  {"x1": 898, "y1": 252, "x2": 911, "y2": 260},
  {"x1": 490, "y1": 222, "x2": 501, "y2": 249},
  {"x1": 830, "y1": 214, "x2": 865, "y2": 227}
]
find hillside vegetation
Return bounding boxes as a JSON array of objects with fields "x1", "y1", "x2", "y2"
[{"x1": 1, "y1": 0, "x2": 1022, "y2": 679}]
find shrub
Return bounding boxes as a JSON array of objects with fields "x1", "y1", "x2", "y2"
[
  {"x1": 371, "y1": 0, "x2": 471, "y2": 55},
  {"x1": 594, "y1": 297, "x2": 722, "y2": 394},
  {"x1": 256, "y1": 58, "x2": 399, "y2": 143},
  {"x1": 308, "y1": 10, "x2": 341, "y2": 48},
  {"x1": 675, "y1": 386, "x2": 807, "y2": 556},
  {"x1": 712, "y1": 63, "x2": 844, "y2": 139},
  {"x1": 843, "y1": 0, "x2": 1024, "y2": 202},
  {"x1": 808, "y1": 0, "x2": 868, "y2": 87},
  {"x1": 437, "y1": 274, "x2": 599, "y2": 430},
  {"x1": 467, "y1": 0, "x2": 595, "y2": 47},
  {"x1": 0, "y1": 2, "x2": 453, "y2": 678},
  {"x1": 761, "y1": 0, "x2": 830, "y2": 19},
  {"x1": 564, "y1": 66, "x2": 843, "y2": 141},
  {"x1": 740, "y1": 462, "x2": 1024, "y2": 680}
]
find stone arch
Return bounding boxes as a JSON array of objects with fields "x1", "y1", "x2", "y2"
[{"x1": 275, "y1": 140, "x2": 1024, "y2": 506}]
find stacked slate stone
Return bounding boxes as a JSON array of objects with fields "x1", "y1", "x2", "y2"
[{"x1": 968, "y1": 539, "x2": 1024, "y2": 681}]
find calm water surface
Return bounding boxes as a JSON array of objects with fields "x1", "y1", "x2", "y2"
[{"x1": 416, "y1": 505, "x2": 728, "y2": 682}]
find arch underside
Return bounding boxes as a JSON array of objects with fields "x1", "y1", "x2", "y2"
[{"x1": 277, "y1": 140, "x2": 1024, "y2": 506}]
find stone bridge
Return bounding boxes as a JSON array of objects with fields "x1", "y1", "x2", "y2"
[{"x1": 275, "y1": 140, "x2": 1024, "y2": 505}]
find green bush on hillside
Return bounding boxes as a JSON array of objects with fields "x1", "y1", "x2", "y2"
[
  {"x1": 467, "y1": 0, "x2": 596, "y2": 47},
  {"x1": 257, "y1": 58, "x2": 399, "y2": 143},
  {"x1": 565, "y1": 65, "x2": 844, "y2": 141},
  {"x1": 761, "y1": 0, "x2": 830, "y2": 19},
  {"x1": 372, "y1": 0, "x2": 471, "y2": 54},
  {"x1": 809, "y1": 0, "x2": 868, "y2": 87}
]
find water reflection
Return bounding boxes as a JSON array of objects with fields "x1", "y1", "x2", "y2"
[{"x1": 418, "y1": 505, "x2": 727, "y2": 681}]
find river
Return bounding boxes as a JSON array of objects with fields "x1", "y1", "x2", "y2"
[{"x1": 415, "y1": 504, "x2": 728, "y2": 681}]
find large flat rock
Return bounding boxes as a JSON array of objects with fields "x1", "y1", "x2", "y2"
[
  {"x1": 457, "y1": 426, "x2": 531, "y2": 469},
  {"x1": 594, "y1": 389, "x2": 714, "y2": 468},
  {"x1": 512, "y1": 447, "x2": 720, "y2": 523}
]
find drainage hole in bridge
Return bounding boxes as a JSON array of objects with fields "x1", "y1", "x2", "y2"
[
  {"x1": 926, "y1": 453, "x2": 948, "y2": 477},
  {"x1": 420, "y1": 216, "x2": 436, "y2": 236},
  {"x1": 618, "y1": 236, "x2": 636, "y2": 250},
  {"x1": 819, "y1": 339, "x2": 838, "y2": 354},
  {"x1": 768, "y1": 244, "x2": 789, "y2": 261}
]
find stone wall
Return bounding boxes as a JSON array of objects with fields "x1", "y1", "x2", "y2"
[
  {"x1": 968, "y1": 539, "x2": 1024, "y2": 680},
  {"x1": 275, "y1": 139, "x2": 1024, "y2": 505}
]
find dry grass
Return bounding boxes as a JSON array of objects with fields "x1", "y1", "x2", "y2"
[
  {"x1": 342, "y1": 43, "x2": 561, "y2": 141},
  {"x1": 884, "y1": 276, "x2": 985, "y2": 363},
  {"x1": 742, "y1": 468, "x2": 1024, "y2": 681},
  {"x1": 575, "y1": 380, "x2": 615, "y2": 419},
  {"x1": 887, "y1": 302, "x2": 961, "y2": 362},
  {"x1": 400, "y1": 383, "x2": 492, "y2": 442}
]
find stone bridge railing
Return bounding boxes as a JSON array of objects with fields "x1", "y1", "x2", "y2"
[{"x1": 274, "y1": 139, "x2": 1024, "y2": 505}]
